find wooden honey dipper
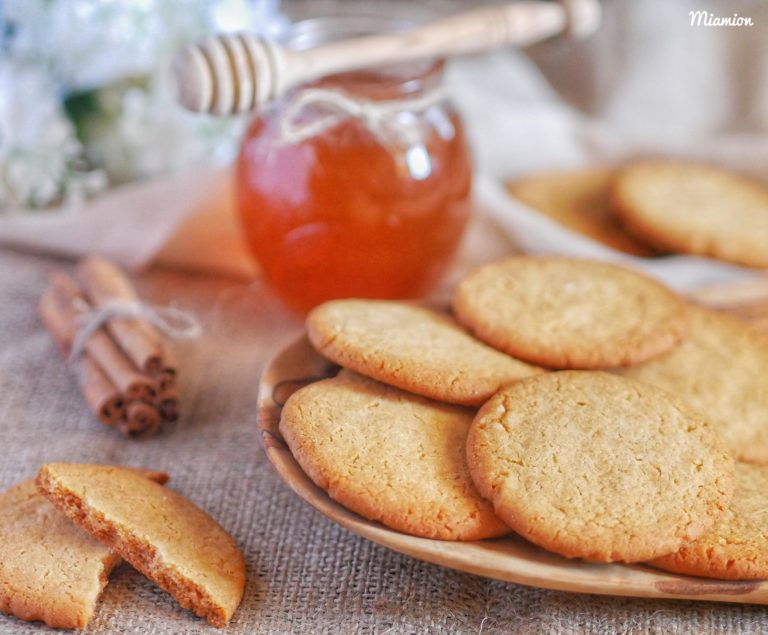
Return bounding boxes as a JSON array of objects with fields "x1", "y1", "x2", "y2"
[{"x1": 174, "y1": 0, "x2": 601, "y2": 115}]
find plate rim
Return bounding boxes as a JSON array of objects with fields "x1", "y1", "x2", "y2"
[{"x1": 257, "y1": 334, "x2": 768, "y2": 605}]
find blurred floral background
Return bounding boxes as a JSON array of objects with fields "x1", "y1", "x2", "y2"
[
  {"x1": 0, "y1": 0, "x2": 288, "y2": 211},
  {"x1": 3, "y1": 0, "x2": 766, "y2": 215}
]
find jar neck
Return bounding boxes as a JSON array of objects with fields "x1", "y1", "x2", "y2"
[
  {"x1": 284, "y1": 15, "x2": 445, "y2": 102},
  {"x1": 309, "y1": 61, "x2": 445, "y2": 102}
]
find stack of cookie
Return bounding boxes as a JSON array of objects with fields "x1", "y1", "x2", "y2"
[
  {"x1": 279, "y1": 256, "x2": 768, "y2": 580},
  {"x1": 0, "y1": 464, "x2": 245, "y2": 629},
  {"x1": 508, "y1": 160, "x2": 768, "y2": 268}
]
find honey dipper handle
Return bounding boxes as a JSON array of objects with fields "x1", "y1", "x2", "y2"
[
  {"x1": 174, "y1": 0, "x2": 600, "y2": 115},
  {"x1": 300, "y1": 0, "x2": 599, "y2": 80}
]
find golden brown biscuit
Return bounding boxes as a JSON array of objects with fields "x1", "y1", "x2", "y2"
[
  {"x1": 507, "y1": 168, "x2": 655, "y2": 256},
  {"x1": 467, "y1": 371, "x2": 734, "y2": 563},
  {"x1": 618, "y1": 307, "x2": 768, "y2": 464},
  {"x1": 307, "y1": 299, "x2": 543, "y2": 406},
  {"x1": 279, "y1": 371, "x2": 509, "y2": 541},
  {"x1": 612, "y1": 160, "x2": 768, "y2": 268},
  {"x1": 650, "y1": 463, "x2": 768, "y2": 579},
  {"x1": 36, "y1": 463, "x2": 245, "y2": 628},
  {"x1": 452, "y1": 256, "x2": 689, "y2": 369},
  {"x1": 0, "y1": 467, "x2": 168, "y2": 629}
]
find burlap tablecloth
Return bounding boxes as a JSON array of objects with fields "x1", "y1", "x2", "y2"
[{"x1": 1, "y1": 243, "x2": 767, "y2": 635}]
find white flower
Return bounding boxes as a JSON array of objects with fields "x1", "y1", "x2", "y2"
[
  {"x1": 3, "y1": 0, "x2": 288, "y2": 92},
  {"x1": 0, "y1": 63, "x2": 105, "y2": 210},
  {"x1": 0, "y1": 0, "x2": 289, "y2": 205}
]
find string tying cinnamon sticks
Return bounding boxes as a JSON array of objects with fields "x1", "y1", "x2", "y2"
[
  {"x1": 69, "y1": 301, "x2": 201, "y2": 365},
  {"x1": 76, "y1": 257, "x2": 202, "y2": 372},
  {"x1": 39, "y1": 293, "x2": 126, "y2": 426},
  {"x1": 38, "y1": 257, "x2": 201, "y2": 437},
  {"x1": 50, "y1": 274, "x2": 157, "y2": 402}
]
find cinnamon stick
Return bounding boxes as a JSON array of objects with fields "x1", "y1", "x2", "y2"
[
  {"x1": 48, "y1": 273, "x2": 157, "y2": 402},
  {"x1": 155, "y1": 369, "x2": 176, "y2": 392},
  {"x1": 39, "y1": 292, "x2": 125, "y2": 426},
  {"x1": 80, "y1": 357, "x2": 126, "y2": 426},
  {"x1": 156, "y1": 339, "x2": 178, "y2": 379},
  {"x1": 119, "y1": 401, "x2": 162, "y2": 437},
  {"x1": 77, "y1": 256, "x2": 165, "y2": 374},
  {"x1": 155, "y1": 388, "x2": 180, "y2": 423}
]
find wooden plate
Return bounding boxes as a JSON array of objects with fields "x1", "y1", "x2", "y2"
[{"x1": 258, "y1": 330, "x2": 768, "y2": 606}]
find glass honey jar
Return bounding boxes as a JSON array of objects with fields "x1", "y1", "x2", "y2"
[{"x1": 236, "y1": 16, "x2": 472, "y2": 314}]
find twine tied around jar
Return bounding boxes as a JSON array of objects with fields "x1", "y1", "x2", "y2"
[{"x1": 278, "y1": 86, "x2": 447, "y2": 148}]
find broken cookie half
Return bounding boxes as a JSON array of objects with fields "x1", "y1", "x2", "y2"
[
  {"x1": 0, "y1": 467, "x2": 168, "y2": 629},
  {"x1": 36, "y1": 463, "x2": 246, "y2": 628}
]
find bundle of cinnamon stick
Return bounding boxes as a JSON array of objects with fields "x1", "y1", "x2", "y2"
[{"x1": 39, "y1": 256, "x2": 181, "y2": 437}]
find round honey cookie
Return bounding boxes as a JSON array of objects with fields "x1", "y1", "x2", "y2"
[
  {"x1": 612, "y1": 160, "x2": 768, "y2": 268},
  {"x1": 467, "y1": 371, "x2": 734, "y2": 563},
  {"x1": 618, "y1": 307, "x2": 768, "y2": 464},
  {"x1": 507, "y1": 168, "x2": 655, "y2": 256},
  {"x1": 452, "y1": 256, "x2": 688, "y2": 369},
  {"x1": 306, "y1": 299, "x2": 543, "y2": 406},
  {"x1": 650, "y1": 463, "x2": 768, "y2": 579},
  {"x1": 279, "y1": 371, "x2": 509, "y2": 541}
]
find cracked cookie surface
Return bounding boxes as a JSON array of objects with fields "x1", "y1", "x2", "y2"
[
  {"x1": 617, "y1": 307, "x2": 768, "y2": 464},
  {"x1": 452, "y1": 257, "x2": 688, "y2": 369},
  {"x1": 306, "y1": 299, "x2": 542, "y2": 406},
  {"x1": 279, "y1": 371, "x2": 509, "y2": 540},
  {"x1": 0, "y1": 467, "x2": 167, "y2": 629},
  {"x1": 612, "y1": 160, "x2": 768, "y2": 268},
  {"x1": 650, "y1": 462, "x2": 768, "y2": 579},
  {"x1": 36, "y1": 463, "x2": 245, "y2": 628},
  {"x1": 466, "y1": 371, "x2": 734, "y2": 562}
]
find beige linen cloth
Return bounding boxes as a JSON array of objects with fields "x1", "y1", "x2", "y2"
[
  {"x1": 2, "y1": 3, "x2": 768, "y2": 633},
  {"x1": 2, "y1": 246, "x2": 768, "y2": 635}
]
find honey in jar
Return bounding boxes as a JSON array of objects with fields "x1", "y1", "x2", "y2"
[{"x1": 237, "y1": 19, "x2": 472, "y2": 314}]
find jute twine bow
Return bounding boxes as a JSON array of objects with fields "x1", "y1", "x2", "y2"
[
  {"x1": 69, "y1": 300, "x2": 202, "y2": 362},
  {"x1": 278, "y1": 86, "x2": 447, "y2": 148}
]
